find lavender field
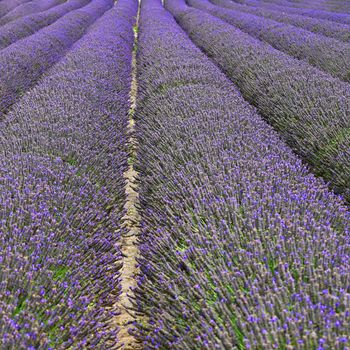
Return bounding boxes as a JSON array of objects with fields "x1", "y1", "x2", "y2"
[{"x1": 0, "y1": 0, "x2": 349, "y2": 348}]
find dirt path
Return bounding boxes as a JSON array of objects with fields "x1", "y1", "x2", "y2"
[{"x1": 113, "y1": 4, "x2": 142, "y2": 349}]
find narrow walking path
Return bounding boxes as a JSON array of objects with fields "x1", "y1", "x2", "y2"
[{"x1": 113, "y1": 3, "x2": 142, "y2": 349}]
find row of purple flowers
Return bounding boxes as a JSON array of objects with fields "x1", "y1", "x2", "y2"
[
  {"x1": 133, "y1": 0, "x2": 350, "y2": 348},
  {"x1": 0, "y1": 0, "x2": 136, "y2": 347}
]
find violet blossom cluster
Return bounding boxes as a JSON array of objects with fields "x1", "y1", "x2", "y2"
[
  {"x1": 0, "y1": 0, "x2": 113, "y2": 118},
  {"x1": 0, "y1": 0, "x2": 66, "y2": 26},
  {"x1": 0, "y1": 0, "x2": 137, "y2": 347},
  {"x1": 0, "y1": 0, "x2": 91, "y2": 51},
  {"x1": 133, "y1": 0, "x2": 350, "y2": 348},
  {"x1": 0, "y1": 0, "x2": 31, "y2": 18},
  {"x1": 166, "y1": 0, "x2": 350, "y2": 203},
  {"x1": 211, "y1": 0, "x2": 350, "y2": 43},
  {"x1": 188, "y1": 0, "x2": 350, "y2": 83}
]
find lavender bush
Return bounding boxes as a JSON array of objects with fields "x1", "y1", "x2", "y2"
[
  {"x1": 0, "y1": 0, "x2": 112, "y2": 119},
  {"x1": 188, "y1": 0, "x2": 350, "y2": 83},
  {"x1": 238, "y1": 0, "x2": 350, "y2": 25},
  {"x1": 0, "y1": 0, "x2": 91, "y2": 51},
  {"x1": 0, "y1": 0, "x2": 66, "y2": 26},
  {"x1": 211, "y1": 0, "x2": 350, "y2": 43},
  {"x1": 0, "y1": 0, "x2": 137, "y2": 347},
  {"x1": 133, "y1": 0, "x2": 350, "y2": 348},
  {"x1": 167, "y1": 0, "x2": 350, "y2": 203},
  {"x1": 0, "y1": 0, "x2": 31, "y2": 19}
]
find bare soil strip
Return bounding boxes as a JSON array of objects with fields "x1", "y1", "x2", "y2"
[{"x1": 113, "y1": 3, "x2": 142, "y2": 349}]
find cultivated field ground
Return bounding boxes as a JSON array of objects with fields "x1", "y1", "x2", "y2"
[{"x1": 0, "y1": 0, "x2": 349, "y2": 348}]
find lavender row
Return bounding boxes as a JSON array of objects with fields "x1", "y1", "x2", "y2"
[
  {"x1": 0, "y1": 0, "x2": 137, "y2": 347},
  {"x1": 0, "y1": 0, "x2": 112, "y2": 119},
  {"x1": 211, "y1": 0, "x2": 350, "y2": 43},
  {"x1": 133, "y1": 0, "x2": 350, "y2": 348},
  {"x1": 189, "y1": 0, "x2": 350, "y2": 84},
  {"x1": 252, "y1": 0, "x2": 350, "y2": 13},
  {"x1": 0, "y1": 0, "x2": 30, "y2": 18},
  {"x1": 167, "y1": 0, "x2": 350, "y2": 203},
  {"x1": 239, "y1": 0, "x2": 350, "y2": 25},
  {"x1": 0, "y1": 0, "x2": 91, "y2": 51},
  {"x1": 0, "y1": 0, "x2": 66, "y2": 26},
  {"x1": 242, "y1": 0, "x2": 336, "y2": 11},
  {"x1": 249, "y1": 0, "x2": 326, "y2": 9},
  {"x1": 301, "y1": 0, "x2": 350, "y2": 12},
  {"x1": 325, "y1": 1, "x2": 350, "y2": 13}
]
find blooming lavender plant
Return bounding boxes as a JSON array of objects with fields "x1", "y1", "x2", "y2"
[
  {"x1": 0, "y1": 0, "x2": 112, "y2": 119},
  {"x1": 0, "y1": 0, "x2": 31, "y2": 19},
  {"x1": 133, "y1": 0, "x2": 350, "y2": 348},
  {"x1": 0, "y1": 0, "x2": 91, "y2": 51},
  {"x1": 167, "y1": 0, "x2": 350, "y2": 203},
  {"x1": 0, "y1": 0, "x2": 137, "y2": 347},
  {"x1": 188, "y1": 0, "x2": 350, "y2": 83},
  {"x1": 0, "y1": 0, "x2": 66, "y2": 26},
  {"x1": 211, "y1": 0, "x2": 350, "y2": 43}
]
